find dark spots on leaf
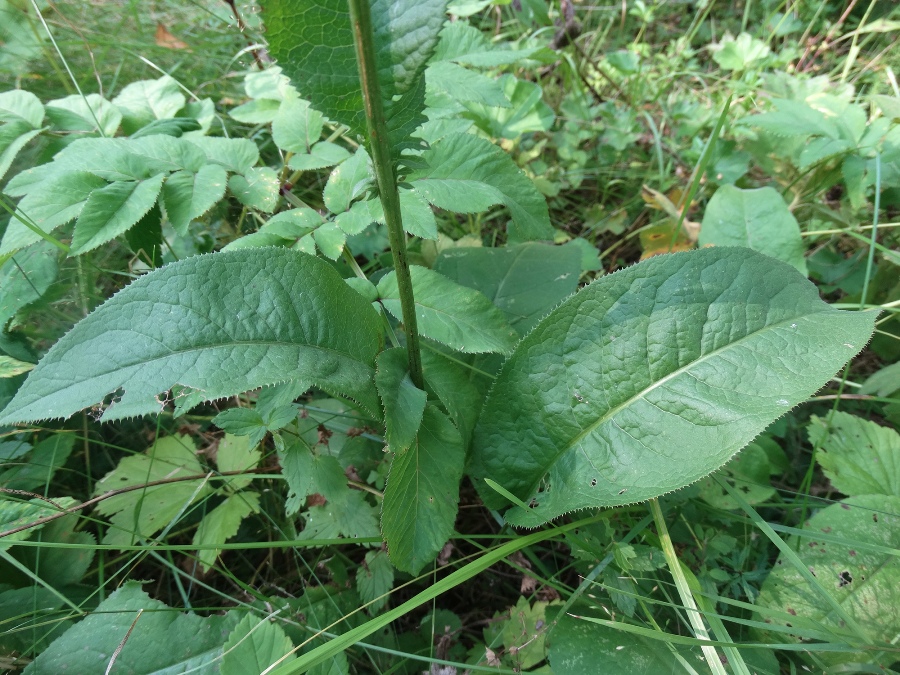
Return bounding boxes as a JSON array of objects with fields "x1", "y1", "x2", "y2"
[
  {"x1": 787, "y1": 608, "x2": 797, "y2": 616},
  {"x1": 590, "y1": 478, "x2": 597, "y2": 487},
  {"x1": 873, "y1": 513, "x2": 879, "y2": 523},
  {"x1": 821, "y1": 527, "x2": 832, "y2": 533},
  {"x1": 838, "y1": 571, "x2": 852, "y2": 587},
  {"x1": 849, "y1": 550, "x2": 856, "y2": 557},
  {"x1": 840, "y1": 503, "x2": 850, "y2": 510}
]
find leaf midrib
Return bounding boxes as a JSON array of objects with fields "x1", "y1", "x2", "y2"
[
  {"x1": 524, "y1": 310, "x2": 831, "y2": 498},
  {"x1": 21, "y1": 338, "x2": 372, "y2": 407}
]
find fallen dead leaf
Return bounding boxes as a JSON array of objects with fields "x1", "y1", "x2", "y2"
[{"x1": 155, "y1": 23, "x2": 189, "y2": 50}]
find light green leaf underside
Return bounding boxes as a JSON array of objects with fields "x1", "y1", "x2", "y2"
[
  {"x1": 272, "y1": 94, "x2": 324, "y2": 154},
  {"x1": 216, "y1": 433, "x2": 263, "y2": 492},
  {"x1": 46, "y1": 93, "x2": 121, "y2": 136},
  {"x1": 426, "y1": 61, "x2": 510, "y2": 107},
  {"x1": 0, "y1": 127, "x2": 41, "y2": 183},
  {"x1": 0, "y1": 240, "x2": 59, "y2": 327},
  {"x1": 409, "y1": 133, "x2": 553, "y2": 241},
  {"x1": 288, "y1": 141, "x2": 351, "y2": 170},
  {"x1": 0, "y1": 497, "x2": 78, "y2": 550},
  {"x1": 313, "y1": 221, "x2": 346, "y2": 260},
  {"x1": 0, "y1": 89, "x2": 44, "y2": 128},
  {"x1": 280, "y1": 439, "x2": 349, "y2": 516},
  {"x1": 378, "y1": 265, "x2": 518, "y2": 354},
  {"x1": 194, "y1": 492, "x2": 261, "y2": 572},
  {"x1": 860, "y1": 362, "x2": 900, "y2": 397},
  {"x1": 23, "y1": 582, "x2": 240, "y2": 675},
  {"x1": 699, "y1": 185, "x2": 807, "y2": 275},
  {"x1": 70, "y1": 173, "x2": 166, "y2": 255},
  {"x1": 186, "y1": 136, "x2": 260, "y2": 174},
  {"x1": 323, "y1": 147, "x2": 372, "y2": 215},
  {"x1": 93, "y1": 434, "x2": 210, "y2": 547},
  {"x1": 0, "y1": 433, "x2": 75, "y2": 492},
  {"x1": 470, "y1": 247, "x2": 876, "y2": 527},
  {"x1": 809, "y1": 411, "x2": 900, "y2": 498},
  {"x1": 340, "y1": 190, "x2": 437, "y2": 239},
  {"x1": 229, "y1": 167, "x2": 280, "y2": 212},
  {"x1": 222, "y1": 613, "x2": 296, "y2": 675},
  {"x1": 1, "y1": 172, "x2": 107, "y2": 254},
  {"x1": 0, "y1": 248, "x2": 382, "y2": 424},
  {"x1": 382, "y1": 405, "x2": 464, "y2": 574},
  {"x1": 356, "y1": 550, "x2": 394, "y2": 613},
  {"x1": 163, "y1": 164, "x2": 228, "y2": 235},
  {"x1": 376, "y1": 347, "x2": 427, "y2": 452},
  {"x1": 112, "y1": 76, "x2": 186, "y2": 134},
  {"x1": 755, "y1": 495, "x2": 900, "y2": 669},
  {"x1": 262, "y1": 0, "x2": 446, "y2": 153}
]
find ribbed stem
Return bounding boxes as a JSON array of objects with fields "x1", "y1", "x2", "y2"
[{"x1": 347, "y1": 0, "x2": 424, "y2": 389}]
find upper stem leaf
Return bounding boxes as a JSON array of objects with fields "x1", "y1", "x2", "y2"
[{"x1": 262, "y1": 0, "x2": 447, "y2": 156}]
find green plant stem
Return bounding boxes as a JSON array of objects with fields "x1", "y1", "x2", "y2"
[
  {"x1": 347, "y1": 0, "x2": 424, "y2": 389},
  {"x1": 650, "y1": 499, "x2": 727, "y2": 675}
]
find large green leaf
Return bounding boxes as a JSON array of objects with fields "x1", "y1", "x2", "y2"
[
  {"x1": 470, "y1": 248, "x2": 876, "y2": 527},
  {"x1": 409, "y1": 133, "x2": 553, "y2": 241},
  {"x1": 23, "y1": 582, "x2": 240, "y2": 675},
  {"x1": 699, "y1": 185, "x2": 807, "y2": 275},
  {"x1": 0, "y1": 248, "x2": 383, "y2": 424},
  {"x1": 755, "y1": 495, "x2": 900, "y2": 669},
  {"x1": 262, "y1": 0, "x2": 446, "y2": 153},
  {"x1": 434, "y1": 242, "x2": 581, "y2": 335},
  {"x1": 377, "y1": 265, "x2": 518, "y2": 354},
  {"x1": 382, "y1": 405, "x2": 464, "y2": 574},
  {"x1": 809, "y1": 411, "x2": 900, "y2": 497}
]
